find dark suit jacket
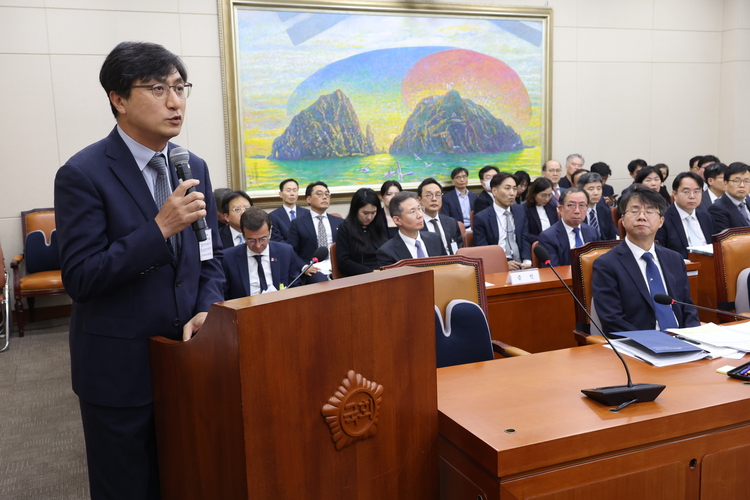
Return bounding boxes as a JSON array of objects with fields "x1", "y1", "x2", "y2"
[
  {"x1": 537, "y1": 221, "x2": 600, "y2": 267},
  {"x1": 473, "y1": 190, "x2": 494, "y2": 215},
  {"x1": 558, "y1": 176, "x2": 572, "y2": 189},
  {"x1": 591, "y1": 203, "x2": 618, "y2": 241},
  {"x1": 376, "y1": 231, "x2": 446, "y2": 268},
  {"x1": 525, "y1": 203, "x2": 558, "y2": 241},
  {"x1": 472, "y1": 204, "x2": 531, "y2": 262},
  {"x1": 420, "y1": 214, "x2": 463, "y2": 255},
  {"x1": 219, "y1": 224, "x2": 238, "y2": 249},
  {"x1": 656, "y1": 204, "x2": 715, "y2": 259},
  {"x1": 335, "y1": 222, "x2": 385, "y2": 276},
  {"x1": 441, "y1": 188, "x2": 477, "y2": 226},
  {"x1": 592, "y1": 241, "x2": 700, "y2": 334},
  {"x1": 708, "y1": 194, "x2": 750, "y2": 234},
  {"x1": 698, "y1": 191, "x2": 713, "y2": 211},
  {"x1": 287, "y1": 210, "x2": 343, "y2": 262},
  {"x1": 602, "y1": 183, "x2": 614, "y2": 199},
  {"x1": 54, "y1": 127, "x2": 225, "y2": 407},
  {"x1": 269, "y1": 205, "x2": 309, "y2": 243},
  {"x1": 221, "y1": 241, "x2": 304, "y2": 299}
]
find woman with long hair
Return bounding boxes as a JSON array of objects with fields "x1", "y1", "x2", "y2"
[
  {"x1": 524, "y1": 177, "x2": 558, "y2": 242},
  {"x1": 336, "y1": 187, "x2": 389, "y2": 276},
  {"x1": 380, "y1": 180, "x2": 402, "y2": 229}
]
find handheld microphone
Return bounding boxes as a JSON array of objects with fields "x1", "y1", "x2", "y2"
[
  {"x1": 169, "y1": 147, "x2": 208, "y2": 241},
  {"x1": 654, "y1": 293, "x2": 750, "y2": 321},
  {"x1": 287, "y1": 246, "x2": 329, "y2": 289},
  {"x1": 533, "y1": 245, "x2": 665, "y2": 409}
]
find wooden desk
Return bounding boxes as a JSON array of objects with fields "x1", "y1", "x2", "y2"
[
  {"x1": 438, "y1": 346, "x2": 750, "y2": 499},
  {"x1": 689, "y1": 252, "x2": 718, "y2": 323}
]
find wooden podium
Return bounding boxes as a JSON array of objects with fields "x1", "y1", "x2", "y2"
[{"x1": 149, "y1": 268, "x2": 439, "y2": 499}]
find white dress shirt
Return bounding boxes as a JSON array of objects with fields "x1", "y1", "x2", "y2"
[
  {"x1": 536, "y1": 205, "x2": 551, "y2": 231},
  {"x1": 675, "y1": 205, "x2": 707, "y2": 247},
  {"x1": 624, "y1": 237, "x2": 678, "y2": 330},
  {"x1": 398, "y1": 231, "x2": 430, "y2": 259}
]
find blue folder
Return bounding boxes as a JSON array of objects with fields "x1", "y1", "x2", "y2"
[{"x1": 610, "y1": 330, "x2": 704, "y2": 355}]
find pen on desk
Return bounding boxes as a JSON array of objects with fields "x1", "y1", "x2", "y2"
[{"x1": 740, "y1": 365, "x2": 750, "y2": 377}]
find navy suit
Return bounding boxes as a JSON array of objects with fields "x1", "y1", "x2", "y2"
[
  {"x1": 287, "y1": 210, "x2": 343, "y2": 262},
  {"x1": 221, "y1": 241, "x2": 304, "y2": 299},
  {"x1": 592, "y1": 241, "x2": 699, "y2": 334},
  {"x1": 269, "y1": 205, "x2": 309, "y2": 243},
  {"x1": 420, "y1": 214, "x2": 463, "y2": 255},
  {"x1": 708, "y1": 193, "x2": 750, "y2": 234},
  {"x1": 537, "y1": 221, "x2": 600, "y2": 267},
  {"x1": 525, "y1": 203, "x2": 558, "y2": 242},
  {"x1": 376, "y1": 232, "x2": 446, "y2": 268},
  {"x1": 472, "y1": 204, "x2": 531, "y2": 262},
  {"x1": 656, "y1": 204, "x2": 715, "y2": 259},
  {"x1": 589, "y1": 203, "x2": 618, "y2": 241},
  {"x1": 473, "y1": 190, "x2": 494, "y2": 215},
  {"x1": 219, "y1": 224, "x2": 240, "y2": 249},
  {"x1": 441, "y1": 188, "x2": 477, "y2": 226},
  {"x1": 698, "y1": 191, "x2": 714, "y2": 211}
]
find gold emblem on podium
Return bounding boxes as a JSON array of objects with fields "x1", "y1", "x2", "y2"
[{"x1": 321, "y1": 370, "x2": 384, "y2": 450}]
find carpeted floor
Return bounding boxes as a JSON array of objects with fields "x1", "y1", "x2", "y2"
[{"x1": 0, "y1": 318, "x2": 90, "y2": 499}]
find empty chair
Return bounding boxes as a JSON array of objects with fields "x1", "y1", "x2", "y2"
[
  {"x1": 435, "y1": 300, "x2": 494, "y2": 368},
  {"x1": 714, "y1": 227, "x2": 750, "y2": 317}
]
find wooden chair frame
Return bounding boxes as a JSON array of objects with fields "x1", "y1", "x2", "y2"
[
  {"x1": 713, "y1": 227, "x2": 750, "y2": 312},
  {"x1": 0, "y1": 245, "x2": 9, "y2": 352}
]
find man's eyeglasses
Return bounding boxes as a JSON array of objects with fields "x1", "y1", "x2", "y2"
[
  {"x1": 729, "y1": 178, "x2": 750, "y2": 186},
  {"x1": 563, "y1": 203, "x2": 588, "y2": 211},
  {"x1": 624, "y1": 208, "x2": 660, "y2": 218},
  {"x1": 231, "y1": 205, "x2": 252, "y2": 214},
  {"x1": 131, "y1": 82, "x2": 192, "y2": 100},
  {"x1": 245, "y1": 236, "x2": 270, "y2": 245},
  {"x1": 423, "y1": 193, "x2": 442, "y2": 200}
]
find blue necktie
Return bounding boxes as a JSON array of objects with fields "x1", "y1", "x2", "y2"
[
  {"x1": 642, "y1": 252, "x2": 678, "y2": 330},
  {"x1": 148, "y1": 153, "x2": 178, "y2": 260},
  {"x1": 415, "y1": 240, "x2": 426, "y2": 258},
  {"x1": 290, "y1": 209, "x2": 296, "y2": 220},
  {"x1": 573, "y1": 227, "x2": 583, "y2": 248},
  {"x1": 738, "y1": 202, "x2": 750, "y2": 225},
  {"x1": 253, "y1": 255, "x2": 268, "y2": 294}
]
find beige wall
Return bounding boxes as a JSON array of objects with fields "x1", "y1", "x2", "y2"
[{"x1": 0, "y1": 0, "x2": 748, "y2": 306}]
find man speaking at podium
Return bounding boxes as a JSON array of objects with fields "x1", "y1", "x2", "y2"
[
  {"x1": 592, "y1": 186, "x2": 699, "y2": 335},
  {"x1": 54, "y1": 42, "x2": 224, "y2": 499}
]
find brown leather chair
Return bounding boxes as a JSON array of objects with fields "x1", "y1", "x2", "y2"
[
  {"x1": 382, "y1": 255, "x2": 529, "y2": 357},
  {"x1": 11, "y1": 208, "x2": 67, "y2": 336},
  {"x1": 611, "y1": 206, "x2": 619, "y2": 226},
  {"x1": 570, "y1": 240, "x2": 620, "y2": 345},
  {"x1": 617, "y1": 218, "x2": 627, "y2": 239},
  {"x1": 0, "y1": 244, "x2": 9, "y2": 352},
  {"x1": 456, "y1": 220, "x2": 467, "y2": 248},
  {"x1": 713, "y1": 228, "x2": 750, "y2": 315},
  {"x1": 329, "y1": 242, "x2": 342, "y2": 279},
  {"x1": 530, "y1": 241, "x2": 540, "y2": 268},
  {"x1": 463, "y1": 230, "x2": 474, "y2": 248},
  {"x1": 456, "y1": 245, "x2": 509, "y2": 274}
]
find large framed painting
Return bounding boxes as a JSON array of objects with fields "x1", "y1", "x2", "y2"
[{"x1": 219, "y1": 0, "x2": 552, "y2": 199}]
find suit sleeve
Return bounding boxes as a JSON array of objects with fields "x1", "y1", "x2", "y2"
[
  {"x1": 517, "y1": 210, "x2": 531, "y2": 262},
  {"x1": 269, "y1": 210, "x2": 286, "y2": 243},
  {"x1": 536, "y1": 230, "x2": 560, "y2": 267},
  {"x1": 473, "y1": 212, "x2": 490, "y2": 246},
  {"x1": 592, "y1": 257, "x2": 641, "y2": 334},
  {"x1": 336, "y1": 223, "x2": 373, "y2": 277},
  {"x1": 376, "y1": 241, "x2": 397, "y2": 268},
  {"x1": 708, "y1": 203, "x2": 731, "y2": 234},
  {"x1": 287, "y1": 219, "x2": 302, "y2": 256}
]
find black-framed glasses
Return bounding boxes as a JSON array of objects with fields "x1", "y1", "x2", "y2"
[{"x1": 131, "y1": 82, "x2": 192, "y2": 100}]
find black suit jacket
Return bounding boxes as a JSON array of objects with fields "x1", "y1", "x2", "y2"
[
  {"x1": 376, "y1": 232, "x2": 446, "y2": 268},
  {"x1": 221, "y1": 241, "x2": 304, "y2": 299},
  {"x1": 441, "y1": 188, "x2": 477, "y2": 226},
  {"x1": 420, "y1": 214, "x2": 463, "y2": 255},
  {"x1": 472, "y1": 204, "x2": 531, "y2": 262},
  {"x1": 590, "y1": 203, "x2": 618, "y2": 241},
  {"x1": 287, "y1": 210, "x2": 343, "y2": 262},
  {"x1": 708, "y1": 194, "x2": 750, "y2": 233},
  {"x1": 525, "y1": 203, "x2": 558, "y2": 241},
  {"x1": 473, "y1": 190, "x2": 494, "y2": 215},
  {"x1": 537, "y1": 221, "x2": 600, "y2": 267},
  {"x1": 656, "y1": 204, "x2": 715, "y2": 259},
  {"x1": 269, "y1": 205, "x2": 310, "y2": 243},
  {"x1": 219, "y1": 224, "x2": 239, "y2": 249}
]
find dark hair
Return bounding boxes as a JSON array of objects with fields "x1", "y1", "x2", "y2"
[
  {"x1": 213, "y1": 188, "x2": 233, "y2": 211},
  {"x1": 525, "y1": 177, "x2": 553, "y2": 206},
  {"x1": 450, "y1": 167, "x2": 468, "y2": 179},
  {"x1": 590, "y1": 162, "x2": 612, "y2": 177},
  {"x1": 513, "y1": 170, "x2": 531, "y2": 188},
  {"x1": 389, "y1": 191, "x2": 417, "y2": 218},
  {"x1": 619, "y1": 185, "x2": 667, "y2": 217},
  {"x1": 342, "y1": 188, "x2": 388, "y2": 256},
  {"x1": 559, "y1": 187, "x2": 590, "y2": 206},
  {"x1": 305, "y1": 181, "x2": 328, "y2": 197},
  {"x1": 417, "y1": 177, "x2": 442, "y2": 197},
  {"x1": 100, "y1": 41, "x2": 187, "y2": 118},
  {"x1": 654, "y1": 163, "x2": 669, "y2": 180},
  {"x1": 221, "y1": 191, "x2": 253, "y2": 214},
  {"x1": 478, "y1": 165, "x2": 500, "y2": 181},
  {"x1": 570, "y1": 168, "x2": 589, "y2": 185},
  {"x1": 627, "y1": 158, "x2": 648, "y2": 174},
  {"x1": 489, "y1": 172, "x2": 516, "y2": 189},
  {"x1": 704, "y1": 162, "x2": 726, "y2": 181},
  {"x1": 726, "y1": 162, "x2": 750, "y2": 180},
  {"x1": 635, "y1": 166, "x2": 663, "y2": 184},
  {"x1": 672, "y1": 171, "x2": 704, "y2": 191},
  {"x1": 380, "y1": 180, "x2": 402, "y2": 197},
  {"x1": 279, "y1": 178, "x2": 298, "y2": 191},
  {"x1": 577, "y1": 172, "x2": 603, "y2": 188},
  {"x1": 239, "y1": 207, "x2": 272, "y2": 233},
  {"x1": 698, "y1": 155, "x2": 720, "y2": 168},
  {"x1": 689, "y1": 155, "x2": 703, "y2": 169}
]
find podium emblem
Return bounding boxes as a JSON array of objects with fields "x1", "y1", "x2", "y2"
[{"x1": 321, "y1": 370, "x2": 384, "y2": 450}]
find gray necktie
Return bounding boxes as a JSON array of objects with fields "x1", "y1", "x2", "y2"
[
  {"x1": 316, "y1": 215, "x2": 327, "y2": 248},
  {"x1": 505, "y1": 211, "x2": 519, "y2": 261},
  {"x1": 147, "y1": 153, "x2": 178, "y2": 259},
  {"x1": 684, "y1": 215, "x2": 704, "y2": 246},
  {"x1": 739, "y1": 202, "x2": 750, "y2": 225}
]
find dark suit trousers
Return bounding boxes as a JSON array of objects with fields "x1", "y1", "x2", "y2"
[{"x1": 79, "y1": 399, "x2": 160, "y2": 500}]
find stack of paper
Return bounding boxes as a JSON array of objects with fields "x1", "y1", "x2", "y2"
[
  {"x1": 668, "y1": 323, "x2": 750, "y2": 357},
  {"x1": 604, "y1": 330, "x2": 710, "y2": 368}
]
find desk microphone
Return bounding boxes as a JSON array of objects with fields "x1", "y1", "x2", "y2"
[
  {"x1": 169, "y1": 147, "x2": 208, "y2": 241},
  {"x1": 654, "y1": 294, "x2": 750, "y2": 321},
  {"x1": 287, "y1": 246, "x2": 329, "y2": 289},
  {"x1": 533, "y1": 245, "x2": 665, "y2": 409}
]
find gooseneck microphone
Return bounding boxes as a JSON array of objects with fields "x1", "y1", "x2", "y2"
[
  {"x1": 533, "y1": 245, "x2": 665, "y2": 409},
  {"x1": 287, "y1": 246, "x2": 329, "y2": 289},
  {"x1": 169, "y1": 147, "x2": 208, "y2": 242}
]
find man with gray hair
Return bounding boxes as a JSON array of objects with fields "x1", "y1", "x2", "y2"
[
  {"x1": 578, "y1": 171, "x2": 618, "y2": 240},
  {"x1": 559, "y1": 153, "x2": 585, "y2": 189}
]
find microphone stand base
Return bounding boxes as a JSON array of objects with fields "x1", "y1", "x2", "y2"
[{"x1": 582, "y1": 383, "x2": 666, "y2": 407}]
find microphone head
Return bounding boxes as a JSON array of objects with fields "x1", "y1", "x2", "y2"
[
  {"x1": 533, "y1": 244, "x2": 550, "y2": 265},
  {"x1": 169, "y1": 147, "x2": 190, "y2": 166},
  {"x1": 312, "y1": 246, "x2": 329, "y2": 262},
  {"x1": 654, "y1": 293, "x2": 674, "y2": 305}
]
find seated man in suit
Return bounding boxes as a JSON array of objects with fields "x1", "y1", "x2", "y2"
[
  {"x1": 473, "y1": 165, "x2": 499, "y2": 215},
  {"x1": 537, "y1": 188, "x2": 600, "y2": 266},
  {"x1": 617, "y1": 158, "x2": 647, "y2": 207},
  {"x1": 593, "y1": 185, "x2": 700, "y2": 334},
  {"x1": 376, "y1": 191, "x2": 446, "y2": 267},
  {"x1": 542, "y1": 160, "x2": 565, "y2": 207},
  {"x1": 557, "y1": 153, "x2": 584, "y2": 189},
  {"x1": 578, "y1": 172, "x2": 618, "y2": 240},
  {"x1": 590, "y1": 162, "x2": 616, "y2": 206},
  {"x1": 656, "y1": 172, "x2": 714, "y2": 258},
  {"x1": 708, "y1": 162, "x2": 750, "y2": 233},
  {"x1": 219, "y1": 190, "x2": 253, "y2": 249},
  {"x1": 269, "y1": 178, "x2": 309, "y2": 243},
  {"x1": 698, "y1": 162, "x2": 726, "y2": 211},
  {"x1": 222, "y1": 208, "x2": 310, "y2": 299},
  {"x1": 418, "y1": 177, "x2": 463, "y2": 255},
  {"x1": 473, "y1": 172, "x2": 532, "y2": 270},
  {"x1": 287, "y1": 181, "x2": 342, "y2": 278},
  {"x1": 441, "y1": 167, "x2": 477, "y2": 228}
]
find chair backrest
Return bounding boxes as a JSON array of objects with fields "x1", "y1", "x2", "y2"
[
  {"x1": 22, "y1": 208, "x2": 60, "y2": 274},
  {"x1": 735, "y1": 268, "x2": 750, "y2": 313},
  {"x1": 434, "y1": 300, "x2": 494, "y2": 368},
  {"x1": 570, "y1": 240, "x2": 620, "y2": 333},
  {"x1": 713, "y1": 228, "x2": 750, "y2": 311},
  {"x1": 611, "y1": 206, "x2": 619, "y2": 226},
  {"x1": 0, "y1": 244, "x2": 6, "y2": 290},
  {"x1": 455, "y1": 245, "x2": 509, "y2": 274},
  {"x1": 329, "y1": 242, "x2": 342, "y2": 279},
  {"x1": 531, "y1": 241, "x2": 540, "y2": 268},
  {"x1": 464, "y1": 230, "x2": 474, "y2": 248},
  {"x1": 382, "y1": 254, "x2": 487, "y2": 320},
  {"x1": 456, "y1": 220, "x2": 467, "y2": 246}
]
